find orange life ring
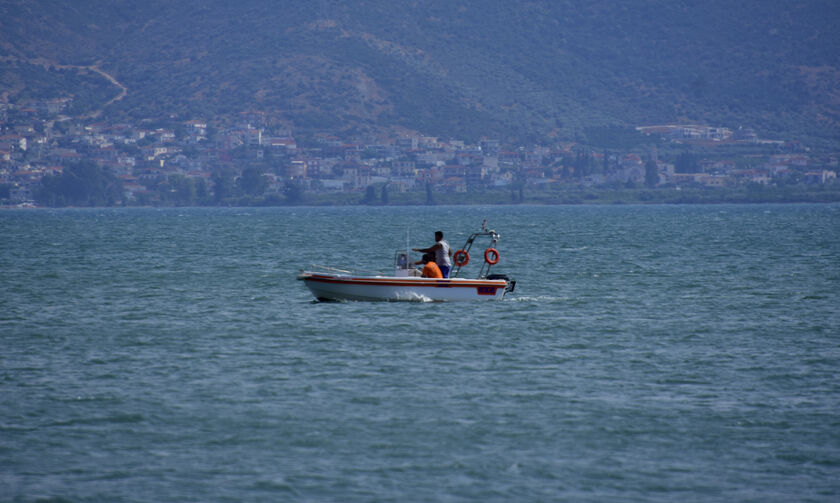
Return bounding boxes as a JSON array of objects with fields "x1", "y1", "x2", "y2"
[
  {"x1": 453, "y1": 249, "x2": 470, "y2": 267},
  {"x1": 484, "y1": 248, "x2": 500, "y2": 265}
]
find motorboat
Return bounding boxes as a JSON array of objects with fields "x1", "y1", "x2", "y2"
[{"x1": 297, "y1": 222, "x2": 516, "y2": 302}]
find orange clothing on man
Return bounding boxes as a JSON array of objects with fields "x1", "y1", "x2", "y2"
[{"x1": 421, "y1": 261, "x2": 443, "y2": 278}]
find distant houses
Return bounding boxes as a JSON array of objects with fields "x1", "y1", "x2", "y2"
[{"x1": 0, "y1": 99, "x2": 837, "y2": 206}]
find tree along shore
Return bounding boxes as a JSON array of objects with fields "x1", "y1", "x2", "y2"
[{"x1": 16, "y1": 168, "x2": 840, "y2": 208}]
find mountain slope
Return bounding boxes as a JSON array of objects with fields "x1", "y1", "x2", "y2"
[{"x1": 1, "y1": 0, "x2": 838, "y2": 146}]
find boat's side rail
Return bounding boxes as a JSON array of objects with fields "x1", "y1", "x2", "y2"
[{"x1": 305, "y1": 264, "x2": 388, "y2": 276}]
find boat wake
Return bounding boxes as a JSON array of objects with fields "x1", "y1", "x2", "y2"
[
  {"x1": 395, "y1": 292, "x2": 435, "y2": 303},
  {"x1": 510, "y1": 295, "x2": 569, "y2": 303}
]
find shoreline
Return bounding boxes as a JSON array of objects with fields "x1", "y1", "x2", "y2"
[{"x1": 4, "y1": 186, "x2": 840, "y2": 209}]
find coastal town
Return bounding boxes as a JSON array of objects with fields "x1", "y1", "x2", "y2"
[{"x1": 1, "y1": 97, "x2": 837, "y2": 206}]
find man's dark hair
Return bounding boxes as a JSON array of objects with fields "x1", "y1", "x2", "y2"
[{"x1": 435, "y1": 231, "x2": 443, "y2": 240}]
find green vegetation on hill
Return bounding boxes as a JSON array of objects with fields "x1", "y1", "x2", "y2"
[
  {"x1": 1, "y1": 0, "x2": 838, "y2": 147},
  {"x1": 0, "y1": 60, "x2": 119, "y2": 116}
]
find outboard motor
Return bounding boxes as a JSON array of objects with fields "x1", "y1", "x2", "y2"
[{"x1": 487, "y1": 273, "x2": 516, "y2": 293}]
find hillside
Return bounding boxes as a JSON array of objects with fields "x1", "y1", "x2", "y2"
[{"x1": 1, "y1": 0, "x2": 838, "y2": 147}]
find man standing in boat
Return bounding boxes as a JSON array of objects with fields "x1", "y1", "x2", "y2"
[{"x1": 414, "y1": 231, "x2": 452, "y2": 278}]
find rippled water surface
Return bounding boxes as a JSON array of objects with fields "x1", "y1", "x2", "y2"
[{"x1": 2, "y1": 205, "x2": 839, "y2": 501}]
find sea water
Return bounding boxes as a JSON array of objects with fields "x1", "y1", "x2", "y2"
[{"x1": 1, "y1": 204, "x2": 838, "y2": 502}]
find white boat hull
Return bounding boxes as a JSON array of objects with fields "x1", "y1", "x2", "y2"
[{"x1": 297, "y1": 272, "x2": 510, "y2": 302}]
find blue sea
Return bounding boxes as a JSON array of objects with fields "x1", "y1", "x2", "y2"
[{"x1": 2, "y1": 204, "x2": 839, "y2": 502}]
